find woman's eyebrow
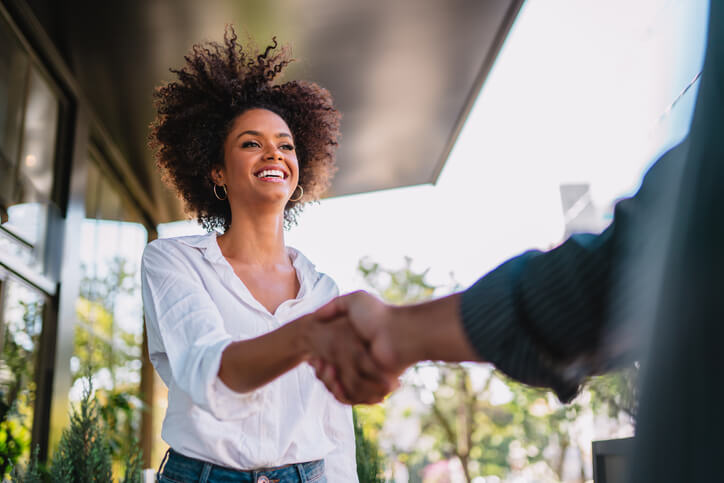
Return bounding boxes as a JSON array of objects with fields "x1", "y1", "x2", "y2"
[{"x1": 235, "y1": 130, "x2": 292, "y2": 140}]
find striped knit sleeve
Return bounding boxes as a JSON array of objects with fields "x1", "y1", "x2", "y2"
[
  {"x1": 459, "y1": 136, "x2": 690, "y2": 403},
  {"x1": 460, "y1": 231, "x2": 613, "y2": 402}
]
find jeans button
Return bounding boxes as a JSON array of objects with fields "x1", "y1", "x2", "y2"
[{"x1": 257, "y1": 476, "x2": 270, "y2": 483}]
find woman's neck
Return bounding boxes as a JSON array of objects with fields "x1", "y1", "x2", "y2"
[{"x1": 217, "y1": 207, "x2": 288, "y2": 267}]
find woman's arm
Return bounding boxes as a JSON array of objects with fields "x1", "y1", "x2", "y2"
[
  {"x1": 219, "y1": 314, "x2": 392, "y2": 400},
  {"x1": 143, "y1": 239, "x2": 389, "y2": 405},
  {"x1": 218, "y1": 314, "x2": 316, "y2": 393}
]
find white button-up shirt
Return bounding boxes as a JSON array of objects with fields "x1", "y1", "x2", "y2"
[{"x1": 141, "y1": 232, "x2": 357, "y2": 481}]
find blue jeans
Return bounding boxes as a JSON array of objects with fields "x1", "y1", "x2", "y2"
[{"x1": 157, "y1": 449, "x2": 327, "y2": 483}]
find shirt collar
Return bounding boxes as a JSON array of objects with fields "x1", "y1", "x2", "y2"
[{"x1": 175, "y1": 231, "x2": 319, "y2": 295}]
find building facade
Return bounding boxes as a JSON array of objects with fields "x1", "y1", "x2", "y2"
[{"x1": 0, "y1": 2, "x2": 162, "y2": 472}]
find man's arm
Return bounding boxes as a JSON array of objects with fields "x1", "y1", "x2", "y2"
[
  {"x1": 312, "y1": 292, "x2": 479, "y2": 403},
  {"x1": 314, "y1": 135, "x2": 689, "y2": 405}
]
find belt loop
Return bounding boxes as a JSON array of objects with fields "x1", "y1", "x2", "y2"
[
  {"x1": 156, "y1": 448, "x2": 171, "y2": 480},
  {"x1": 199, "y1": 463, "x2": 214, "y2": 483},
  {"x1": 199, "y1": 462, "x2": 213, "y2": 483},
  {"x1": 296, "y1": 462, "x2": 307, "y2": 482}
]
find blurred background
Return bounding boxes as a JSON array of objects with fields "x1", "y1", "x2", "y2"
[{"x1": 0, "y1": 0, "x2": 709, "y2": 481}]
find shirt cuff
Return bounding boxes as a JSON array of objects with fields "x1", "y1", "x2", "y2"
[{"x1": 203, "y1": 340, "x2": 266, "y2": 420}]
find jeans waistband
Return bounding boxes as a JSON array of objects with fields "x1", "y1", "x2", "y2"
[{"x1": 158, "y1": 448, "x2": 325, "y2": 482}]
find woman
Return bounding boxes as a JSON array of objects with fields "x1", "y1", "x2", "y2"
[{"x1": 143, "y1": 29, "x2": 377, "y2": 482}]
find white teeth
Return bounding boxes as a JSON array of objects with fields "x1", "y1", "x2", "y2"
[{"x1": 256, "y1": 169, "x2": 285, "y2": 179}]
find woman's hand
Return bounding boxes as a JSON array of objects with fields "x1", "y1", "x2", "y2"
[
  {"x1": 309, "y1": 290, "x2": 476, "y2": 404},
  {"x1": 304, "y1": 315, "x2": 399, "y2": 405}
]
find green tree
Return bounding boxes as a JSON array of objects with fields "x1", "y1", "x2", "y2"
[
  {"x1": 355, "y1": 407, "x2": 385, "y2": 483},
  {"x1": 9, "y1": 445, "x2": 46, "y2": 482},
  {"x1": 357, "y1": 257, "x2": 636, "y2": 483},
  {"x1": 0, "y1": 295, "x2": 43, "y2": 477},
  {"x1": 50, "y1": 380, "x2": 113, "y2": 482},
  {"x1": 74, "y1": 256, "x2": 145, "y2": 478}
]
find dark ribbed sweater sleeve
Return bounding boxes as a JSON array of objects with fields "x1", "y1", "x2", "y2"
[
  {"x1": 460, "y1": 230, "x2": 613, "y2": 403},
  {"x1": 460, "y1": 137, "x2": 689, "y2": 402}
]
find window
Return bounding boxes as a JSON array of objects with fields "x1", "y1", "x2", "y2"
[
  {"x1": 72, "y1": 156, "x2": 147, "y2": 472},
  {"x1": 0, "y1": 14, "x2": 62, "y2": 276},
  {"x1": 0, "y1": 271, "x2": 47, "y2": 475}
]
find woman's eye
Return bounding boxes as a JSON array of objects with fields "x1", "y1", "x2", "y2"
[
  {"x1": 280, "y1": 144, "x2": 295, "y2": 151},
  {"x1": 241, "y1": 141, "x2": 260, "y2": 148}
]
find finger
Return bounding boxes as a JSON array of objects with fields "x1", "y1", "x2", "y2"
[
  {"x1": 313, "y1": 360, "x2": 332, "y2": 381},
  {"x1": 331, "y1": 379, "x2": 352, "y2": 405},
  {"x1": 308, "y1": 357, "x2": 321, "y2": 372},
  {"x1": 391, "y1": 377, "x2": 401, "y2": 392},
  {"x1": 356, "y1": 350, "x2": 386, "y2": 380},
  {"x1": 322, "y1": 363, "x2": 336, "y2": 384},
  {"x1": 317, "y1": 364, "x2": 340, "y2": 397},
  {"x1": 337, "y1": 351, "x2": 390, "y2": 404},
  {"x1": 314, "y1": 297, "x2": 346, "y2": 321},
  {"x1": 346, "y1": 376, "x2": 389, "y2": 405},
  {"x1": 320, "y1": 366, "x2": 351, "y2": 405}
]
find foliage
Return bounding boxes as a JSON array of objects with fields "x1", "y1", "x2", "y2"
[
  {"x1": 0, "y1": 292, "x2": 43, "y2": 478},
  {"x1": 49, "y1": 380, "x2": 113, "y2": 482},
  {"x1": 75, "y1": 256, "x2": 144, "y2": 476},
  {"x1": 587, "y1": 366, "x2": 638, "y2": 420},
  {"x1": 6, "y1": 376, "x2": 143, "y2": 483},
  {"x1": 358, "y1": 257, "x2": 437, "y2": 305},
  {"x1": 356, "y1": 257, "x2": 637, "y2": 483},
  {"x1": 9, "y1": 446, "x2": 46, "y2": 482},
  {"x1": 120, "y1": 439, "x2": 143, "y2": 483},
  {"x1": 354, "y1": 407, "x2": 385, "y2": 483}
]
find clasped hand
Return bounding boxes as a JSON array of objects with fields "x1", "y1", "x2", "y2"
[{"x1": 303, "y1": 291, "x2": 405, "y2": 405}]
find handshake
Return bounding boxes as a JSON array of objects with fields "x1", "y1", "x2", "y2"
[{"x1": 299, "y1": 290, "x2": 479, "y2": 405}]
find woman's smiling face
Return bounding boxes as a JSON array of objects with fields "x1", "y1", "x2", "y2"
[{"x1": 215, "y1": 108, "x2": 299, "y2": 208}]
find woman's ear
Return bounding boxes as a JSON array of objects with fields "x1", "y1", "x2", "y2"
[{"x1": 210, "y1": 165, "x2": 225, "y2": 186}]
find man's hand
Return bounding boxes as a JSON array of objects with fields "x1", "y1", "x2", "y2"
[
  {"x1": 303, "y1": 314, "x2": 395, "y2": 405},
  {"x1": 310, "y1": 291, "x2": 408, "y2": 403},
  {"x1": 310, "y1": 290, "x2": 477, "y2": 404},
  {"x1": 316, "y1": 291, "x2": 404, "y2": 372}
]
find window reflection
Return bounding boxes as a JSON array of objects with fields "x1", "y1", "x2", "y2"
[
  {"x1": 0, "y1": 18, "x2": 27, "y2": 198},
  {"x1": 18, "y1": 68, "x2": 58, "y2": 200},
  {"x1": 72, "y1": 159, "x2": 147, "y2": 474},
  {"x1": 0, "y1": 272, "x2": 46, "y2": 476},
  {"x1": 0, "y1": 16, "x2": 61, "y2": 277}
]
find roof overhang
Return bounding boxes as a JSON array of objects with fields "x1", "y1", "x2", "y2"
[{"x1": 22, "y1": 0, "x2": 524, "y2": 224}]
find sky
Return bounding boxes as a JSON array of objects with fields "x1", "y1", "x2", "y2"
[{"x1": 160, "y1": 0, "x2": 709, "y2": 296}]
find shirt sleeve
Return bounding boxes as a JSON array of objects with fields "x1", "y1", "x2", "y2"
[
  {"x1": 323, "y1": 399, "x2": 359, "y2": 482},
  {"x1": 460, "y1": 233, "x2": 612, "y2": 402},
  {"x1": 141, "y1": 240, "x2": 265, "y2": 420},
  {"x1": 460, "y1": 137, "x2": 690, "y2": 402}
]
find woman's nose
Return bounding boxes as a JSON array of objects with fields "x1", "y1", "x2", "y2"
[{"x1": 265, "y1": 145, "x2": 283, "y2": 160}]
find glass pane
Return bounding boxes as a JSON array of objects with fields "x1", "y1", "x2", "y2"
[
  {"x1": 0, "y1": 58, "x2": 60, "y2": 276},
  {"x1": 0, "y1": 16, "x2": 28, "y2": 196},
  {"x1": 73, "y1": 158, "x2": 147, "y2": 475},
  {"x1": 18, "y1": 66, "x2": 58, "y2": 200},
  {"x1": 2, "y1": 201, "x2": 48, "y2": 248},
  {"x1": 0, "y1": 274, "x2": 45, "y2": 476}
]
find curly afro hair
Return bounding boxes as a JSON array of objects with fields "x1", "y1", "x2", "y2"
[{"x1": 150, "y1": 28, "x2": 341, "y2": 231}]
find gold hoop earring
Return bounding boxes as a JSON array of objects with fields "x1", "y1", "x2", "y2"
[
  {"x1": 289, "y1": 185, "x2": 304, "y2": 202},
  {"x1": 213, "y1": 184, "x2": 227, "y2": 201}
]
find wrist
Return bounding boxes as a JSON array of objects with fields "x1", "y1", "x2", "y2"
[
  {"x1": 291, "y1": 314, "x2": 318, "y2": 362},
  {"x1": 392, "y1": 293, "x2": 472, "y2": 365},
  {"x1": 386, "y1": 304, "x2": 422, "y2": 370}
]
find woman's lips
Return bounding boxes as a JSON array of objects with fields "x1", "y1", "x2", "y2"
[{"x1": 254, "y1": 168, "x2": 288, "y2": 182}]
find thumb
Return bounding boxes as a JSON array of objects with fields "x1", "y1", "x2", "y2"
[{"x1": 314, "y1": 296, "x2": 347, "y2": 321}]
